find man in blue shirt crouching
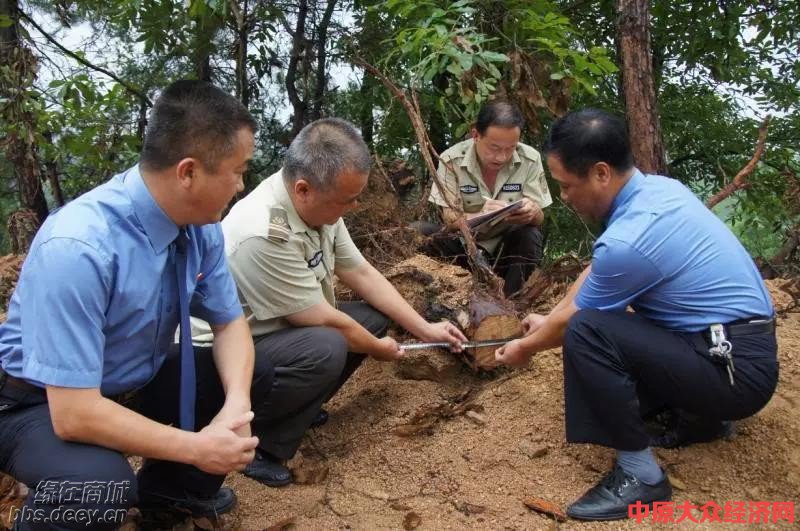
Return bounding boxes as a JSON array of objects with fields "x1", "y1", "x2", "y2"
[
  {"x1": 495, "y1": 109, "x2": 778, "y2": 521},
  {"x1": 0, "y1": 80, "x2": 272, "y2": 529}
]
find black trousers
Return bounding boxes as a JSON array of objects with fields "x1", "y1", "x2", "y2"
[
  {"x1": 228, "y1": 301, "x2": 388, "y2": 461},
  {"x1": 0, "y1": 347, "x2": 274, "y2": 531},
  {"x1": 413, "y1": 221, "x2": 544, "y2": 296},
  {"x1": 562, "y1": 309, "x2": 779, "y2": 451}
]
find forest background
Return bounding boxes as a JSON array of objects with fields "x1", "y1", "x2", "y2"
[{"x1": 1, "y1": 0, "x2": 799, "y2": 275}]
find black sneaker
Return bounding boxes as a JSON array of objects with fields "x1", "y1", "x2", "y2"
[
  {"x1": 243, "y1": 450, "x2": 292, "y2": 487},
  {"x1": 566, "y1": 465, "x2": 672, "y2": 521},
  {"x1": 310, "y1": 408, "x2": 329, "y2": 428},
  {"x1": 138, "y1": 486, "x2": 237, "y2": 527}
]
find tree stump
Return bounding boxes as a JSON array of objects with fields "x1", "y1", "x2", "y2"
[
  {"x1": 387, "y1": 255, "x2": 521, "y2": 370},
  {"x1": 467, "y1": 293, "x2": 522, "y2": 369}
]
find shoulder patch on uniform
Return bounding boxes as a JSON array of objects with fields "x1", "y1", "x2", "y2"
[
  {"x1": 518, "y1": 143, "x2": 541, "y2": 161},
  {"x1": 501, "y1": 183, "x2": 522, "y2": 192},
  {"x1": 267, "y1": 207, "x2": 290, "y2": 243},
  {"x1": 307, "y1": 250, "x2": 323, "y2": 268},
  {"x1": 440, "y1": 140, "x2": 468, "y2": 162},
  {"x1": 460, "y1": 184, "x2": 479, "y2": 194}
]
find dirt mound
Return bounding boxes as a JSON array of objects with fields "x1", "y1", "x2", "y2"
[
  {"x1": 225, "y1": 302, "x2": 800, "y2": 530},
  {"x1": 0, "y1": 254, "x2": 24, "y2": 316},
  {"x1": 385, "y1": 254, "x2": 474, "y2": 317},
  {"x1": 2, "y1": 266, "x2": 797, "y2": 530},
  {"x1": 764, "y1": 278, "x2": 798, "y2": 313}
]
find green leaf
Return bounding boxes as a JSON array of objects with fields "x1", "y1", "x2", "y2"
[
  {"x1": 479, "y1": 51, "x2": 509, "y2": 63},
  {"x1": 446, "y1": 62, "x2": 462, "y2": 76}
]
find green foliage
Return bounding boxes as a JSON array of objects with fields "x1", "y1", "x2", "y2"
[
  {"x1": 382, "y1": 0, "x2": 506, "y2": 108},
  {"x1": 2, "y1": 0, "x2": 798, "y2": 268},
  {"x1": 40, "y1": 77, "x2": 141, "y2": 196},
  {"x1": 374, "y1": 0, "x2": 616, "y2": 137}
]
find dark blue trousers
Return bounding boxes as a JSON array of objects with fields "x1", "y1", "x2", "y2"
[
  {"x1": 562, "y1": 309, "x2": 778, "y2": 451},
  {"x1": 0, "y1": 348, "x2": 273, "y2": 531}
]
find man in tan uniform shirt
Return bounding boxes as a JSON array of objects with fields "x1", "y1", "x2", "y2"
[
  {"x1": 417, "y1": 100, "x2": 552, "y2": 296},
  {"x1": 192, "y1": 118, "x2": 466, "y2": 487}
]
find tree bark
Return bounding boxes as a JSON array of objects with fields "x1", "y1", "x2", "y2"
[
  {"x1": 193, "y1": 13, "x2": 217, "y2": 82},
  {"x1": 428, "y1": 72, "x2": 450, "y2": 154},
  {"x1": 616, "y1": 0, "x2": 667, "y2": 175},
  {"x1": 358, "y1": 71, "x2": 375, "y2": 149},
  {"x1": 0, "y1": 0, "x2": 48, "y2": 249},
  {"x1": 229, "y1": 0, "x2": 250, "y2": 107},
  {"x1": 43, "y1": 132, "x2": 65, "y2": 208},
  {"x1": 705, "y1": 115, "x2": 770, "y2": 209},
  {"x1": 310, "y1": 0, "x2": 336, "y2": 121},
  {"x1": 286, "y1": 0, "x2": 309, "y2": 140}
]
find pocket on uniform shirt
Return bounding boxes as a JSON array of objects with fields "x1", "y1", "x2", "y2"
[{"x1": 462, "y1": 196, "x2": 482, "y2": 212}]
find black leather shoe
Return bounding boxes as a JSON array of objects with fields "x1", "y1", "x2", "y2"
[
  {"x1": 649, "y1": 410, "x2": 734, "y2": 448},
  {"x1": 138, "y1": 486, "x2": 237, "y2": 518},
  {"x1": 311, "y1": 408, "x2": 329, "y2": 428},
  {"x1": 566, "y1": 465, "x2": 672, "y2": 521},
  {"x1": 243, "y1": 451, "x2": 292, "y2": 487}
]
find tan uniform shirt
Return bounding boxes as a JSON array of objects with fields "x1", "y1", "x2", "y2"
[
  {"x1": 191, "y1": 170, "x2": 365, "y2": 344},
  {"x1": 429, "y1": 138, "x2": 552, "y2": 253}
]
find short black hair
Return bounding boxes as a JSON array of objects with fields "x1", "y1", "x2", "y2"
[
  {"x1": 283, "y1": 118, "x2": 372, "y2": 191},
  {"x1": 475, "y1": 100, "x2": 525, "y2": 135},
  {"x1": 140, "y1": 80, "x2": 257, "y2": 172},
  {"x1": 542, "y1": 108, "x2": 634, "y2": 177}
]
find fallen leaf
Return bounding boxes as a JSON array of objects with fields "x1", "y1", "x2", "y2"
[
  {"x1": 394, "y1": 423, "x2": 434, "y2": 437},
  {"x1": 522, "y1": 497, "x2": 567, "y2": 522},
  {"x1": 265, "y1": 515, "x2": 296, "y2": 531},
  {"x1": 465, "y1": 410, "x2": 487, "y2": 425},
  {"x1": 454, "y1": 501, "x2": 487, "y2": 515},
  {"x1": 668, "y1": 475, "x2": 687, "y2": 490},
  {"x1": 403, "y1": 511, "x2": 422, "y2": 530},
  {"x1": 193, "y1": 517, "x2": 216, "y2": 530}
]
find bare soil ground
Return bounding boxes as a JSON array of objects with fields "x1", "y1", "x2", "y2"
[
  {"x1": 1, "y1": 254, "x2": 797, "y2": 531},
  {"x1": 225, "y1": 285, "x2": 800, "y2": 531}
]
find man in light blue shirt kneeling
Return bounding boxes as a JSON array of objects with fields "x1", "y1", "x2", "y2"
[
  {"x1": 495, "y1": 109, "x2": 777, "y2": 521},
  {"x1": 0, "y1": 80, "x2": 271, "y2": 529}
]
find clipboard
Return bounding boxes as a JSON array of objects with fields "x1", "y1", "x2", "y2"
[{"x1": 466, "y1": 199, "x2": 524, "y2": 233}]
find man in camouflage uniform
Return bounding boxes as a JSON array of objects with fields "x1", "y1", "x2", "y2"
[
  {"x1": 191, "y1": 118, "x2": 466, "y2": 487},
  {"x1": 417, "y1": 100, "x2": 552, "y2": 296}
]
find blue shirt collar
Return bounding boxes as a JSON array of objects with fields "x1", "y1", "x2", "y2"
[
  {"x1": 606, "y1": 168, "x2": 645, "y2": 225},
  {"x1": 124, "y1": 165, "x2": 180, "y2": 253}
]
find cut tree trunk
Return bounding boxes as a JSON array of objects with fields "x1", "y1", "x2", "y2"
[
  {"x1": 386, "y1": 255, "x2": 520, "y2": 370},
  {"x1": 467, "y1": 293, "x2": 522, "y2": 369}
]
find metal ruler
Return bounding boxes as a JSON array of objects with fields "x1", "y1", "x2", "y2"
[{"x1": 400, "y1": 337, "x2": 518, "y2": 351}]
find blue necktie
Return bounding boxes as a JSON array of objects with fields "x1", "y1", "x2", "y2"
[{"x1": 175, "y1": 230, "x2": 196, "y2": 431}]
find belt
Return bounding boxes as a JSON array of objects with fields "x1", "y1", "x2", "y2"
[
  {"x1": 0, "y1": 368, "x2": 136, "y2": 405},
  {"x1": 0, "y1": 368, "x2": 45, "y2": 396},
  {"x1": 704, "y1": 316, "x2": 775, "y2": 343},
  {"x1": 724, "y1": 316, "x2": 775, "y2": 336}
]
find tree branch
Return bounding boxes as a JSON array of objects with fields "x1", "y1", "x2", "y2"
[
  {"x1": 286, "y1": 0, "x2": 308, "y2": 139},
  {"x1": 311, "y1": 0, "x2": 336, "y2": 120},
  {"x1": 705, "y1": 115, "x2": 771, "y2": 209},
  {"x1": 353, "y1": 58, "x2": 503, "y2": 297},
  {"x1": 19, "y1": 11, "x2": 152, "y2": 107}
]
